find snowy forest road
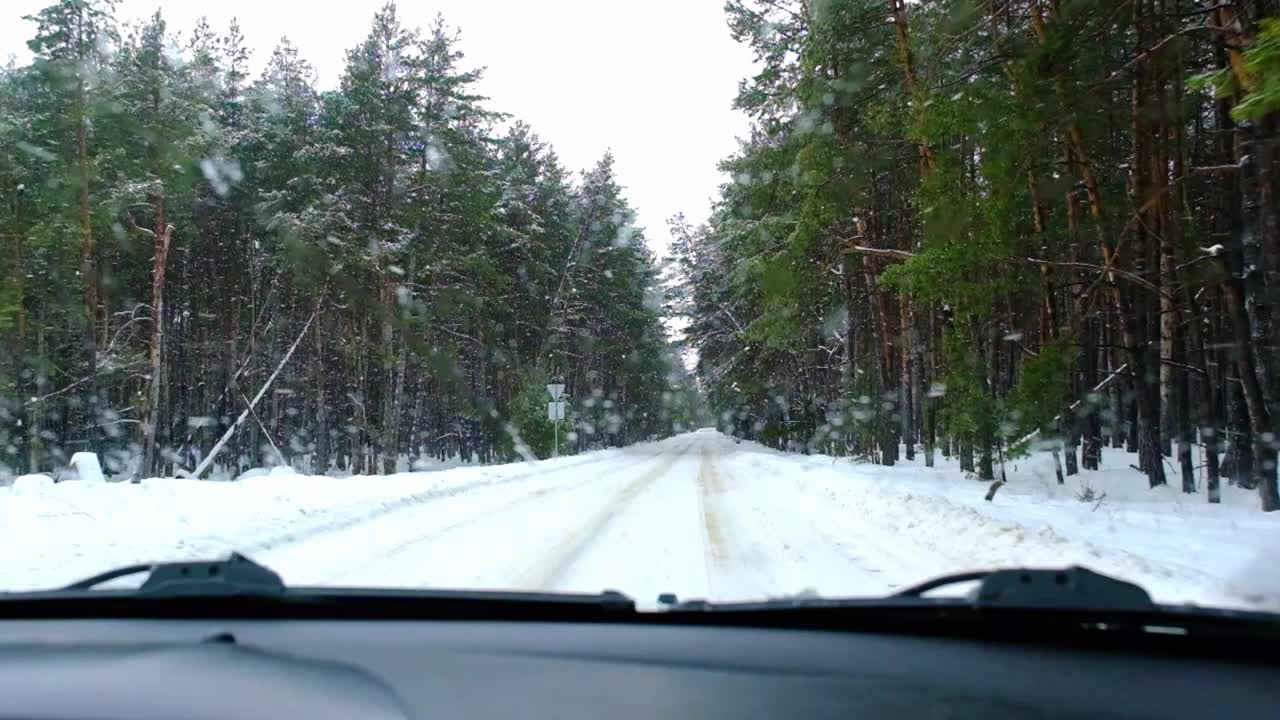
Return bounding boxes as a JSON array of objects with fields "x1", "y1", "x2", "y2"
[
  {"x1": 6, "y1": 431, "x2": 1275, "y2": 609},
  {"x1": 250, "y1": 430, "x2": 907, "y2": 605}
]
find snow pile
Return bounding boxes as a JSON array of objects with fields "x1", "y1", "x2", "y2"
[
  {"x1": 10, "y1": 475, "x2": 54, "y2": 495},
  {"x1": 67, "y1": 452, "x2": 106, "y2": 484}
]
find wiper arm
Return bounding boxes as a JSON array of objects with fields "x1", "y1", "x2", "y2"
[
  {"x1": 891, "y1": 570, "x2": 992, "y2": 599},
  {"x1": 59, "y1": 553, "x2": 286, "y2": 596}
]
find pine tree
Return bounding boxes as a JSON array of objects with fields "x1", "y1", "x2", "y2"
[{"x1": 1, "y1": 0, "x2": 693, "y2": 479}]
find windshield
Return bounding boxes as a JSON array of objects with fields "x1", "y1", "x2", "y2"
[{"x1": 1, "y1": 0, "x2": 1278, "y2": 612}]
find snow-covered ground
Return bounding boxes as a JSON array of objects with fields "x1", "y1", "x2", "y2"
[{"x1": 2, "y1": 430, "x2": 1277, "y2": 611}]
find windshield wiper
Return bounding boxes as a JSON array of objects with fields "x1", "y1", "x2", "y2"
[
  {"x1": 61, "y1": 553, "x2": 286, "y2": 596},
  {"x1": 660, "y1": 567, "x2": 1155, "y2": 612},
  {"x1": 656, "y1": 567, "x2": 1280, "y2": 644},
  {"x1": 0, "y1": 553, "x2": 637, "y2": 620},
  {"x1": 891, "y1": 566, "x2": 1155, "y2": 610}
]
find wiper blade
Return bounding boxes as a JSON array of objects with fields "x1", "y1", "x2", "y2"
[
  {"x1": 60, "y1": 553, "x2": 285, "y2": 596},
  {"x1": 655, "y1": 567, "x2": 1280, "y2": 645},
  {"x1": 893, "y1": 566, "x2": 1155, "y2": 611},
  {"x1": 663, "y1": 567, "x2": 1155, "y2": 612},
  {"x1": 1, "y1": 553, "x2": 638, "y2": 619}
]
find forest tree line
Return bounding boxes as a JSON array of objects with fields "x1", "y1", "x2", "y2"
[
  {"x1": 0, "y1": 1, "x2": 700, "y2": 480},
  {"x1": 673, "y1": 0, "x2": 1280, "y2": 509}
]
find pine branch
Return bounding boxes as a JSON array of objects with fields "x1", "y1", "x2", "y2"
[{"x1": 843, "y1": 245, "x2": 1163, "y2": 296}]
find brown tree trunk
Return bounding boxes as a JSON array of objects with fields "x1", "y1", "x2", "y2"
[
  {"x1": 888, "y1": 0, "x2": 934, "y2": 173},
  {"x1": 140, "y1": 210, "x2": 173, "y2": 480},
  {"x1": 380, "y1": 275, "x2": 400, "y2": 475}
]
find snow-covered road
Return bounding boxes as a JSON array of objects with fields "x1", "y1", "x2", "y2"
[
  {"x1": 253, "y1": 430, "x2": 905, "y2": 604},
  {"x1": 4, "y1": 429, "x2": 1278, "y2": 609}
]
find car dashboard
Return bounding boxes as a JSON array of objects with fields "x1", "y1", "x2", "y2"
[{"x1": 0, "y1": 616, "x2": 1275, "y2": 719}]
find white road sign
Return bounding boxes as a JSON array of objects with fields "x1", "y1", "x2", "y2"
[
  {"x1": 547, "y1": 401, "x2": 566, "y2": 421},
  {"x1": 546, "y1": 383, "x2": 566, "y2": 400}
]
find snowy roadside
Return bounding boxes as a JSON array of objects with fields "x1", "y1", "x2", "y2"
[
  {"x1": 714, "y1": 434, "x2": 1280, "y2": 611},
  {"x1": 0, "y1": 445, "x2": 642, "y2": 592}
]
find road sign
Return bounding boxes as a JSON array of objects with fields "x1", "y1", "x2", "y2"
[
  {"x1": 546, "y1": 398, "x2": 567, "y2": 458},
  {"x1": 546, "y1": 383, "x2": 566, "y2": 400},
  {"x1": 547, "y1": 401, "x2": 566, "y2": 421}
]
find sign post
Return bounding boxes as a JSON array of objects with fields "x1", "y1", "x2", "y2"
[{"x1": 546, "y1": 384, "x2": 566, "y2": 457}]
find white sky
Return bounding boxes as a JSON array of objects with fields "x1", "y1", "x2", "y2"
[{"x1": 2, "y1": 0, "x2": 754, "y2": 257}]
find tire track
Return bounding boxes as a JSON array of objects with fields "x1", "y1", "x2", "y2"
[
  {"x1": 700, "y1": 438, "x2": 894, "y2": 599},
  {"x1": 516, "y1": 441, "x2": 691, "y2": 590},
  {"x1": 234, "y1": 450, "x2": 649, "y2": 558},
  {"x1": 696, "y1": 444, "x2": 730, "y2": 572},
  {"x1": 317, "y1": 446, "x2": 678, "y2": 584}
]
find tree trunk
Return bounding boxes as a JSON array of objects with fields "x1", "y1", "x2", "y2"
[
  {"x1": 1063, "y1": 414, "x2": 1079, "y2": 477},
  {"x1": 1081, "y1": 319, "x2": 1103, "y2": 469},
  {"x1": 1177, "y1": 356, "x2": 1195, "y2": 493},
  {"x1": 843, "y1": 255, "x2": 859, "y2": 454},
  {"x1": 1127, "y1": 393, "x2": 1139, "y2": 454},
  {"x1": 76, "y1": 74, "x2": 99, "y2": 447},
  {"x1": 1110, "y1": 350, "x2": 1126, "y2": 448},
  {"x1": 312, "y1": 306, "x2": 329, "y2": 474},
  {"x1": 380, "y1": 275, "x2": 401, "y2": 475},
  {"x1": 1187, "y1": 288, "x2": 1222, "y2": 501},
  {"x1": 901, "y1": 297, "x2": 914, "y2": 461},
  {"x1": 11, "y1": 186, "x2": 30, "y2": 473},
  {"x1": 1212, "y1": 0, "x2": 1279, "y2": 511},
  {"x1": 139, "y1": 210, "x2": 173, "y2": 480},
  {"x1": 867, "y1": 258, "x2": 896, "y2": 466},
  {"x1": 917, "y1": 309, "x2": 932, "y2": 467}
]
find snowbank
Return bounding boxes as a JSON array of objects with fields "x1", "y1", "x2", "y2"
[{"x1": 11, "y1": 475, "x2": 54, "y2": 495}]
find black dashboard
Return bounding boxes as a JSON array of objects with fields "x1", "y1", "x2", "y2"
[{"x1": 0, "y1": 617, "x2": 1275, "y2": 719}]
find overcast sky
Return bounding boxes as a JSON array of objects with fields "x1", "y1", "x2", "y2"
[{"x1": 2, "y1": 0, "x2": 755, "y2": 257}]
